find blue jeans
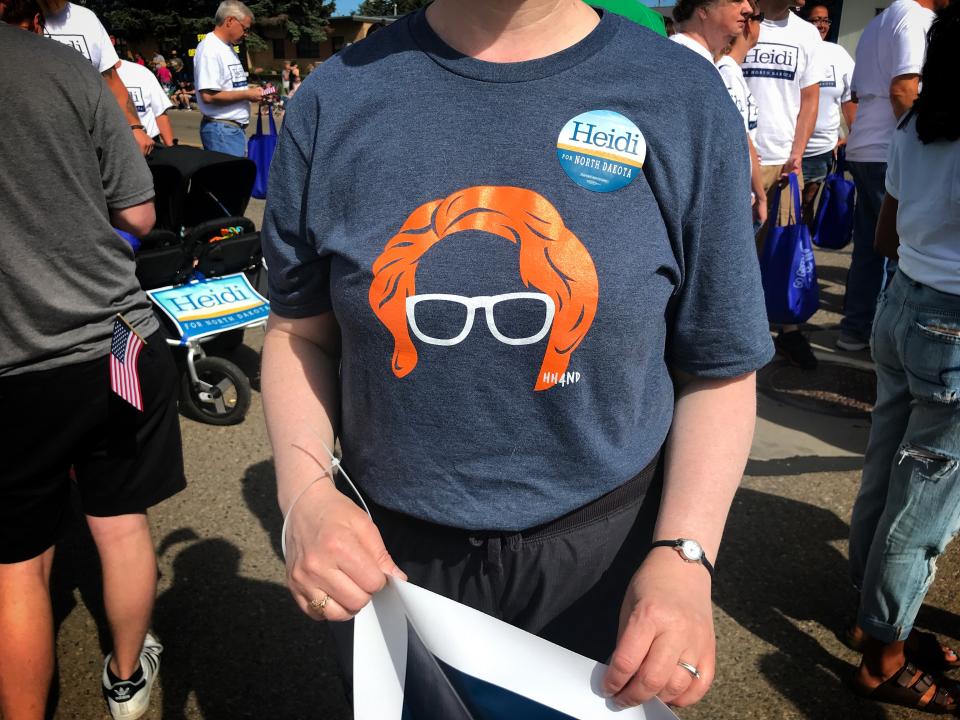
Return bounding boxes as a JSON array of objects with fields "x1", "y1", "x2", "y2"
[
  {"x1": 200, "y1": 120, "x2": 247, "y2": 157},
  {"x1": 841, "y1": 161, "x2": 889, "y2": 341},
  {"x1": 849, "y1": 270, "x2": 960, "y2": 643}
]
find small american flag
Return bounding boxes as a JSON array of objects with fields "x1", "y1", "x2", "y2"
[{"x1": 110, "y1": 317, "x2": 145, "y2": 411}]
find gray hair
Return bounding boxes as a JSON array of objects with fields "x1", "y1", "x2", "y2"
[{"x1": 215, "y1": 0, "x2": 253, "y2": 25}]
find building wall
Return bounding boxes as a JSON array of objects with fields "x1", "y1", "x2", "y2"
[{"x1": 837, "y1": 0, "x2": 891, "y2": 56}]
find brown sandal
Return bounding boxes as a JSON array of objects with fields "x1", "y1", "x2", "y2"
[
  {"x1": 845, "y1": 626, "x2": 960, "y2": 673},
  {"x1": 854, "y1": 662, "x2": 958, "y2": 714}
]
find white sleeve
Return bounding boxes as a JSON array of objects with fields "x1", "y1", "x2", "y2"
[
  {"x1": 890, "y1": 14, "x2": 931, "y2": 78},
  {"x1": 799, "y1": 34, "x2": 824, "y2": 89},
  {"x1": 840, "y1": 50, "x2": 854, "y2": 103},
  {"x1": 885, "y1": 125, "x2": 903, "y2": 199},
  {"x1": 90, "y1": 12, "x2": 119, "y2": 73},
  {"x1": 195, "y1": 46, "x2": 224, "y2": 92}
]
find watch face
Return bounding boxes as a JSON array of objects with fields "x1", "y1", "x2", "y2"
[{"x1": 680, "y1": 539, "x2": 703, "y2": 562}]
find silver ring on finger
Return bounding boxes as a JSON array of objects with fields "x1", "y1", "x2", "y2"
[
  {"x1": 309, "y1": 593, "x2": 330, "y2": 618},
  {"x1": 677, "y1": 660, "x2": 701, "y2": 680}
]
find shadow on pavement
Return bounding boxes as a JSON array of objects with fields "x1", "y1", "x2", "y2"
[
  {"x1": 152, "y1": 535, "x2": 345, "y2": 719},
  {"x1": 242, "y1": 459, "x2": 283, "y2": 560},
  {"x1": 716, "y1": 487, "x2": 889, "y2": 719}
]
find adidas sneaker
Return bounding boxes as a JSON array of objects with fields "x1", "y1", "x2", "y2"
[{"x1": 101, "y1": 632, "x2": 162, "y2": 720}]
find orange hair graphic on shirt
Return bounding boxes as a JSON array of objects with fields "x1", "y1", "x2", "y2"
[{"x1": 369, "y1": 186, "x2": 599, "y2": 391}]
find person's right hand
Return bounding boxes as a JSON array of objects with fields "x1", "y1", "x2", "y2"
[
  {"x1": 133, "y1": 127, "x2": 155, "y2": 156},
  {"x1": 283, "y1": 479, "x2": 407, "y2": 621},
  {"x1": 247, "y1": 87, "x2": 269, "y2": 103}
]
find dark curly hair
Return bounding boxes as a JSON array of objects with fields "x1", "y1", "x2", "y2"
[{"x1": 912, "y1": 2, "x2": 960, "y2": 143}]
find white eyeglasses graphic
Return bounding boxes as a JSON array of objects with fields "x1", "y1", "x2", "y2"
[{"x1": 405, "y1": 292, "x2": 556, "y2": 347}]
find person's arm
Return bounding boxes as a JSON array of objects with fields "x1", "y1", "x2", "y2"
[
  {"x1": 782, "y1": 83, "x2": 819, "y2": 177},
  {"x1": 110, "y1": 199, "x2": 156, "y2": 237},
  {"x1": 262, "y1": 313, "x2": 406, "y2": 621},
  {"x1": 874, "y1": 192, "x2": 900, "y2": 260},
  {"x1": 199, "y1": 87, "x2": 263, "y2": 104},
  {"x1": 889, "y1": 73, "x2": 920, "y2": 120},
  {"x1": 748, "y1": 136, "x2": 766, "y2": 226},
  {"x1": 156, "y1": 112, "x2": 174, "y2": 147},
  {"x1": 101, "y1": 64, "x2": 154, "y2": 156},
  {"x1": 840, "y1": 100, "x2": 857, "y2": 136},
  {"x1": 603, "y1": 371, "x2": 756, "y2": 707}
]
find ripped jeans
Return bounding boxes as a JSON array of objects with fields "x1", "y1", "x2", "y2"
[{"x1": 849, "y1": 269, "x2": 960, "y2": 643}]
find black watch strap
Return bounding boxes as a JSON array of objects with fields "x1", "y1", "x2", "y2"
[{"x1": 649, "y1": 539, "x2": 714, "y2": 577}]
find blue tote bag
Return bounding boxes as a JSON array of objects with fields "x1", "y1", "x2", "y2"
[
  {"x1": 759, "y1": 173, "x2": 820, "y2": 325},
  {"x1": 811, "y1": 147, "x2": 856, "y2": 249},
  {"x1": 248, "y1": 105, "x2": 278, "y2": 200}
]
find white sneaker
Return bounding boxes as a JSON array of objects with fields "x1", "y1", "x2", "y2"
[
  {"x1": 836, "y1": 333, "x2": 870, "y2": 352},
  {"x1": 102, "y1": 633, "x2": 163, "y2": 720}
]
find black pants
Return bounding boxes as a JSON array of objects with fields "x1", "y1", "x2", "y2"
[{"x1": 330, "y1": 456, "x2": 663, "y2": 691}]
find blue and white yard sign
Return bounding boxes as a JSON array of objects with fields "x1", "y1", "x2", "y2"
[
  {"x1": 354, "y1": 578, "x2": 679, "y2": 720},
  {"x1": 146, "y1": 273, "x2": 269, "y2": 341}
]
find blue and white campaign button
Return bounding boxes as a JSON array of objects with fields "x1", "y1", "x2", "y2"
[{"x1": 556, "y1": 110, "x2": 646, "y2": 193}]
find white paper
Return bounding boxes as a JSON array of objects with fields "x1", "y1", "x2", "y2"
[{"x1": 354, "y1": 578, "x2": 679, "y2": 720}]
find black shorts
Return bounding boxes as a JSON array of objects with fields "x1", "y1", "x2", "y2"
[{"x1": 0, "y1": 331, "x2": 186, "y2": 564}]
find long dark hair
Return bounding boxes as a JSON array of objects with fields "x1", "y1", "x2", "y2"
[{"x1": 913, "y1": 2, "x2": 960, "y2": 143}]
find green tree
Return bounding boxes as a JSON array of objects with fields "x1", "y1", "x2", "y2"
[
  {"x1": 356, "y1": 0, "x2": 430, "y2": 17},
  {"x1": 81, "y1": 0, "x2": 335, "y2": 52}
]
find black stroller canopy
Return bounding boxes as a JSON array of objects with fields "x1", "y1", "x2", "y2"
[{"x1": 147, "y1": 145, "x2": 257, "y2": 231}]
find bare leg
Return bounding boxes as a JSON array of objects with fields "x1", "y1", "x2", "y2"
[
  {"x1": 0, "y1": 547, "x2": 55, "y2": 720},
  {"x1": 86, "y1": 513, "x2": 157, "y2": 678}
]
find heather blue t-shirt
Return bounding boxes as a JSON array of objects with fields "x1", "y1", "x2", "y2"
[{"x1": 262, "y1": 9, "x2": 774, "y2": 531}]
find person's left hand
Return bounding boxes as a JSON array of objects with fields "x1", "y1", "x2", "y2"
[{"x1": 602, "y1": 550, "x2": 715, "y2": 708}]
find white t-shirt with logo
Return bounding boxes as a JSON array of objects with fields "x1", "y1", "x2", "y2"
[
  {"x1": 717, "y1": 55, "x2": 759, "y2": 146},
  {"x1": 44, "y1": 2, "x2": 119, "y2": 74},
  {"x1": 886, "y1": 114, "x2": 960, "y2": 295},
  {"x1": 742, "y1": 11, "x2": 823, "y2": 166},
  {"x1": 846, "y1": 0, "x2": 934, "y2": 163},
  {"x1": 194, "y1": 33, "x2": 250, "y2": 123},
  {"x1": 117, "y1": 60, "x2": 173, "y2": 140},
  {"x1": 669, "y1": 33, "x2": 717, "y2": 68},
  {"x1": 805, "y1": 41, "x2": 854, "y2": 157}
]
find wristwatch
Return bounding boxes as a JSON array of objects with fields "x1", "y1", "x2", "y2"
[{"x1": 649, "y1": 538, "x2": 714, "y2": 577}]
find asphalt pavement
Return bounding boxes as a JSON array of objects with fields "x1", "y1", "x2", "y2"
[{"x1": 39, "y1": 111, "x2": 960, "y2": 720}]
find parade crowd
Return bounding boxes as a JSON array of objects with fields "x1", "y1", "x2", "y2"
[{"x1": 1, "y1": 0, "x2": 958, "y2": 718}]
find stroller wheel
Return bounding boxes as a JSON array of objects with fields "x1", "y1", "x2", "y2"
[{"x1": 180, "y1": 356, "x2": 251, "y2": 426}]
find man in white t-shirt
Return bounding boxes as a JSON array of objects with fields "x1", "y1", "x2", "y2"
[
  {"x1": 194, "y1": 0, "x2": 266, "y2": 157},
  {"x1": 800, "y1": 3, "x2": 855, "y2": 223},
  {"x1": 117, "y1": 59, "x2": 174, "y2": 147},
  {"x1": 670, "y1": 0, "x2": 767, "y2": 228},
  {"x1": 40, "y1": 0, "x2": 155, "y2": 156},
  {"x1": 837, "y1": 0, "x2": 943, "y2": 351},
  {"x1": 743, "y1": 0, "x2": 823, "y2": 370}
]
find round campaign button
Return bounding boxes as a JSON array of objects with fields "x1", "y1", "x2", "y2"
[{"x1": 556, "y1": 110, "x2": 646, "y2": 193}]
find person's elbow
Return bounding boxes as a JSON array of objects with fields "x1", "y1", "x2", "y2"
[
  {"x1": 110, "y1": 199, "x2": 156, "y2": 237},
  {"x1": 199, "y1": 89, "x2": 219, "y2": 104}
]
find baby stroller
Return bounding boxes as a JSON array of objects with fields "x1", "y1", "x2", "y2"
[{"x1": 133, "y1": 145, "x2": 266, "y2": 426}]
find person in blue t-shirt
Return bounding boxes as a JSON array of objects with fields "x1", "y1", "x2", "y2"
[{"x1": 261, "y1": 0, "x2": 774, "y2": 709}]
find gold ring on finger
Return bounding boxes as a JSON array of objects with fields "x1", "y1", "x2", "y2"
[
  {"x1": 309, "y1": 593, "x2": 330, "y2": 616},
  {"x1": 677, "y1": 660, "x2": 701, "y2": 680}
]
